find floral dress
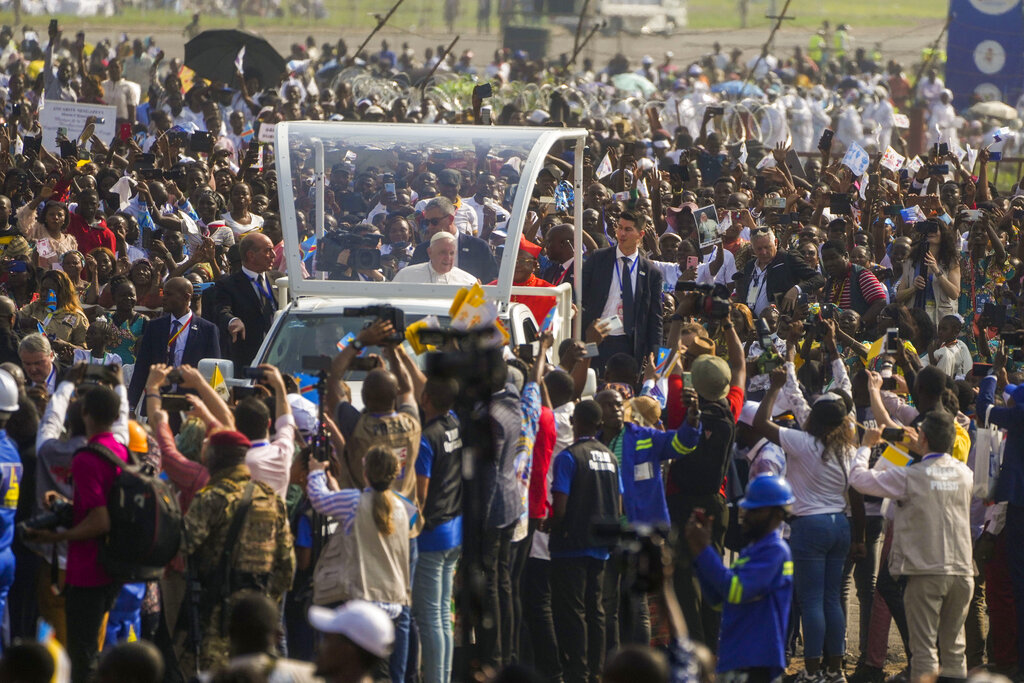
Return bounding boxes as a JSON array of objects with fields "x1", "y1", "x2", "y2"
[{"x1": 959, "y1": 250, "x2": 1015, "y2": 360}]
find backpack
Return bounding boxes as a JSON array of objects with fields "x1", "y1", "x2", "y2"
[{"x1": 86, "y1": 443, "x2": 183, "y2": 582}]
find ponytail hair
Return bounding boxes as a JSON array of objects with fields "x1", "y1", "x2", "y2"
[{"x1": 364, "y1": 446, "x2": 400, "y2": 536}]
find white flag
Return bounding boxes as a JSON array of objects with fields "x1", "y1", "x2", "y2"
[
  {"x1": 966, "y1": 145, "x2": 979, "y2": 172},
  {"x1": 880, "y1": 146, "x2": 905, "y2": 173},
  {"x1": 841, "y1": 142, "x2": 870, "y2": 177},
  {"x1": 904, "y1": 155, "x2": 924, "y2": 175},
  {"x1": 949, "y1": 139, "x2": 967, "y2": 162},
  {"x1": 860, "y1": 172, "x2": 869, "y2": 200},
  {"x1": 637, "y1": 178, "x2": 649, "y2": 198},
  {"x1": 738, "y1": 141, "x2": 748, "y2": 165},
  {"x1": 756, "y1": 155, "x2": 776, "y2": 170},
  {"x1": 596, "y1": 153, "x2": 613, "y2": 179},
  {"x1": 235, "y1": 46, "x2": 246, "y2": 74},
  {"x1": 893, "y1": 113, "x2": 910, "y2": 129}
]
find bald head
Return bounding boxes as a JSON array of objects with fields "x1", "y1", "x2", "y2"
[
  {"x1": 545, "y1": 224, "x2": 575, "y2": 263},
  {"x1": 165, "y1": 276, "x2": 193, "y2": 297},
  {"x1": 361, "y1": 368, "x2": 398, "y2": 412},
  {"x1": 239, "y1": 232, "x2": 275, "y2": 273},
  {"x1": 162, "y1": 276, "x2": 194, "y2": 317}
]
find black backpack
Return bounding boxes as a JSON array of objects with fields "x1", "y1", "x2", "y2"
[{"x1": 86, "y1": 443, "x2": 183, "y2": 582}]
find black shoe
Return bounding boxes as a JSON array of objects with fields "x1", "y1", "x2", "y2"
[{"x1": 848, "y1": 664, "x2": 884, "y2": 683}]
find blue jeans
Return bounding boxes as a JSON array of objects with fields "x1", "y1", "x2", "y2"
[
  {"x1": 412, "y1": 546, "x2": 460, "y2": 683},
  {"x1": 390, "y1": 539, "x2": 419, "y2": 683},
  {"x1": 789, "y1": 513, "x2": 851, "y2": 660}
]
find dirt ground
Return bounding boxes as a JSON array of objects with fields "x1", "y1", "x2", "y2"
[{"x1": 70, "y1": 20, "x2": 945, "y2": 73}]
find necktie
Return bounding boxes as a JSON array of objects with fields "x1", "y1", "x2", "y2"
[
  {"x1": 620, "y1": 256, "x2": 635, "y2": 334},
  {"x1": 257, "y1": 274, "x2": 276, "y2": 312},
  {"x1": 168, "y1": 319, "x2": 180, "y2": 365}
]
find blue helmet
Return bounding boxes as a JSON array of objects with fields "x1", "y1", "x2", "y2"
[{"x1": 739, "y1": 474, "x2": 796, "y2": 509}]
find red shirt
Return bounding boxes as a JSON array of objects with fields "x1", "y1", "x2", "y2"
[
  {"x1": 67, "y1": 433, "x2": 128, "y2": 587},
  {"x1": 665, "y1": 375, "x2": 744, "y2": 430},
  {"x1": 488, "y1": 273, "x2": 557, "y2": 326},
  {"x1": 528, "y1": 406, "x2": 556, "y2": 519},
  {"x1": 67, "y1": 213, "x2": 116, "y2": 256}
]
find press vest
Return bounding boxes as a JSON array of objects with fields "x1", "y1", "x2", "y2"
[
  {"x1": 889, "y1": 454, "x2": 973, "y2": 577},
  {"x1": 313, "y1": 491, "x2": 410, "y2": 606},
  {"x1": 549, "y1": 439, "x2": 621, "y2": 555},
  {"x1": 420, "y1": 413, "x2": 463, "y2": 531}
]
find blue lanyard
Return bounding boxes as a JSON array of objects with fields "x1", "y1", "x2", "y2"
[
  {"x1": 247, "y1": 273, "x2": 273, "y2": 301},
  {"x1": 921, "y1": 452, "x2": 944, "y2": 462},
  {"x1": 615, "y1": 254, "x2": 639, "y2": 292}
]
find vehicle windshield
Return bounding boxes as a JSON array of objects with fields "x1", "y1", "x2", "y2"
[
  {"x1": 263, "y1": 310, "x2": 449, "y2": 394},
  {"x1": 276, "y1": 122, "x2": 582, "y2": 298}
]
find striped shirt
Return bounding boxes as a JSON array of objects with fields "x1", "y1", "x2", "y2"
[
  {"x1": 306, "y1": 470, "x2": 419, "y2": 536},
  {"x1": 832, "y1": 266, "x2": 888, "y2": 313}
]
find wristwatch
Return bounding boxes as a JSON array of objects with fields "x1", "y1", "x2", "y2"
[{"x1": 351, "y1": 339, "x2": 366, "y2": 351}]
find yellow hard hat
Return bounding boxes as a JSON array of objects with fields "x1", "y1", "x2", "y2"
[{"x1": 128, "y1": 420, "x2": 149, "y2": 454}]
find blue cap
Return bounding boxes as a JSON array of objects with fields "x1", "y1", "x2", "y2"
[{"x1": 739, "y1": 474, "x2": 795, "y2": 509}]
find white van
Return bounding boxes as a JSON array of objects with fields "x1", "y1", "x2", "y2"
[
  {"x1": 599, "y1": 0, "x2": 687, "y2": 34},
  {"x1": 220, "y1": 122, "x2": 586, "y2": 400}
]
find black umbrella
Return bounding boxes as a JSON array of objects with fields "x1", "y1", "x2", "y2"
[{"x1": 184, "y1": 29, "x2": 286, "y2": 89}]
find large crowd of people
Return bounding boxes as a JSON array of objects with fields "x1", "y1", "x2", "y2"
[{"x1": 0, "y1": 15, "x2": 1020, "y2": 683}]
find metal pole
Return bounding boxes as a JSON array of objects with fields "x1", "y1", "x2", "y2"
[
  {"x1": 350, "y1": 0, "x2": 408, "y2": 64},
  {"x1": 571, "y1": 0, "x2": 591, "y2": 59},
  {"x1": 573, "y1": 135, "x2": 583, "y2": 340},
  {"x1": 419, "y1": 35, "x2": 460, "y2": 95},
  {"x1": 744, "y1": 0, "x2": 793, "y2": 86}
]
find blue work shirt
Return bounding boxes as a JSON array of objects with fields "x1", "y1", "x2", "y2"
[
  {"x1": 694, "y1": 528, "x2": 793, "y2": 675},
  {"x1": 0, "y1": 430, "x2": 21, "y2": 552},
  {"x1": 606, "y1": 421, "x2": 700, "y2": 525},
  {"x1": 977, "y1": 375, "x2": 1024, "y2": 505}
]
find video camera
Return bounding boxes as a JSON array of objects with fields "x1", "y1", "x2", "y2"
[
  {"x1": 69, "y1": 362, "x2": 122, "y2": 390},
  {"x1": 317, "y1": 230, "x2": 382, "y2": 276},
  {"x1": 19, "y1": 498, "x2": 73, "y2": 537},
  {"x1": 591, "y1": 520, "x2": 671, "y2": 594},
  {"x1": 675, "y1": 281, "x2": 731, "y2": 321},
  {"x1": 803, "y1": 302, "x2": 837, "y2": 337},
  {"x1": 343, "y1": 305, "x2": 406, "y2": 344}
]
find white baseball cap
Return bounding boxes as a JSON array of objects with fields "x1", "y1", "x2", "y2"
[{"x1": 308, "y1": 601, "x2": 395, "y2": 658}]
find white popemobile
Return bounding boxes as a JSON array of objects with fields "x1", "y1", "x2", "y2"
[{"x1": 203, "y1": 122, "x2": 586, "y2": 402}]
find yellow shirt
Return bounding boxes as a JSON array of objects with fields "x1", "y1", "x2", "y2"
[{"x1": 952, "y1": 421, "x2": 969, "y2": 463}]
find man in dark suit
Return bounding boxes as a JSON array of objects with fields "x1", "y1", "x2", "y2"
[
  {"x1": 128, "y1": 276, "x2": 221, "y2": 407},
  {"x1": 211, "y1": 232, "x2": 278, "y2": 376},
  {"x1": 734, "y1": 228, "x2": 825, "y2": 316},
  {"x1": 410, "y1": 197, "x2": 498, "y2": 283},
  {"x1": 581, "y1": 211, "x2": 664, "y2": 370},
  {"x1": 541, "y1": 223, "x2": 576, "y2": 289}
]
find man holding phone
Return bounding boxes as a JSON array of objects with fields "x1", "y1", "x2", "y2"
[
  {"x1": 43, "y1": 20, "x2": 77, "y2": 103},
  {"x1": 234, "y1": 364, "x2": 295, "y2": 501}
]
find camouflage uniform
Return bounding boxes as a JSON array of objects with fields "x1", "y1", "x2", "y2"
[{"x1": 175, "y1": 464, "x2": 294, "y2": 675}]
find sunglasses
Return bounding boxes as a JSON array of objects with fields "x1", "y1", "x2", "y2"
[{"x1": 423, "y1": 216, "x2": 449, "y2": 226}]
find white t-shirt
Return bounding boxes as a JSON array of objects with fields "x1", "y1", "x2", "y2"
[{"x1": 778, "y1": 428, "x2": 852, "y2": 517}]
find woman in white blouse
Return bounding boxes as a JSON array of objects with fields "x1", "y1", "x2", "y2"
[{"x1": 753, "y1": 366, "x2": 859, "y2": 683}]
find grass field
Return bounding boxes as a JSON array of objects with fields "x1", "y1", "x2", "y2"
[
  {"x1": 686, "y1": 0, "x2": 947, "y2": 30},
  {"x1": 12, "y1": 0, "x2": 948, "y2": 34}
]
